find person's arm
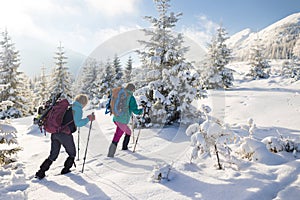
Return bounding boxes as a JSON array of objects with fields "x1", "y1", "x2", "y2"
[
  {"x1": 129, "y1": 96, "x2": 143, "y2": 115},
  {"x1": 72, "y1": 106, "x2": 89, "y2": 127}
]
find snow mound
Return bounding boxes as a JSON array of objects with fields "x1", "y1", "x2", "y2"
[{"x1": 238, "y1": 137, "x2": 287, "y2": 165}]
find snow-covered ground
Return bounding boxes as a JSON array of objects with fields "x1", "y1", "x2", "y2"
[{"x1": 1, "y1": 61, "x2": 300, "y2": 200}]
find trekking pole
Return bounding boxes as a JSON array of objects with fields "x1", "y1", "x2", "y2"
[
  {"x1": 82, "y1": 112, "x2": 94, "y2": 173},
  {"x1": 131, "y1": 116, "x2": 135, "y2": 144},
  {"x1": 77, "y1": 128, "x2": 80, "y2": 161},
  {"x1": 133, "y1": 128, "x2": 141, "y2": 153}
]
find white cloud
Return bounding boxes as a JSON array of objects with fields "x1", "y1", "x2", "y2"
[
  {"x1": 0, "y1": 0, "x2": 142, "y2": 55},
  {"x1": 0, "y1": 0, "x2": 81, "y2": 40},
  {"x1": 43, "y1": 25, "x2": 140, "y2": 55},
  {"x1": 196, "y1": 15, "x2": 219, "y2": 34},
  {"x1": 85, "y1": 0, "x2": 140, "y2": 16},
  {"x1": 80, "y1": 26, "x2": 140, "y2": 55},
  {"x1": 182, "y1": 14, "x2": 219, "y2": 49}
]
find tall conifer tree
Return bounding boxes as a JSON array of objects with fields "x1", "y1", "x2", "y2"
[
  {"x1": 137, "y1": 0, "x2": 206, "y2": 125},
  {"x1": 0, "y1": 29, "x2": 23, "y2": 118},
  {"x1": 49, "y1": 42, "x2": 73, "y2": 99}
]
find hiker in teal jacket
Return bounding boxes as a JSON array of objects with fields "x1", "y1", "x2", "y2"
[
  {"x1": 72, "y1": 101, "x2": 90, "y2": 127},
  {"x1": 108, "y1": 83, "x2": 143, "y2": 157}
]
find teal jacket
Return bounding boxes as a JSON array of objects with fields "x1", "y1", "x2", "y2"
[
  {"x1": 72, "y1": 101, "x2": 89, "y2": 127},
  {"x1": 113, "y1": 90, "x2": 143, "y2": 124}
]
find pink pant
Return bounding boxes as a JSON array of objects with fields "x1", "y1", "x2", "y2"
[{"x1": 112, "y1": 122, "x2": 132, "y2": 143}]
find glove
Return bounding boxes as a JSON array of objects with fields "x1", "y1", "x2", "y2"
[{"x1": 87, "y1": 114, "x2": 95, "y2": 121}]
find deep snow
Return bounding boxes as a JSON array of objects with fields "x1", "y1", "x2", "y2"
[{"x1": 1, "y1": 61, "x2": 300, "y2": 200}]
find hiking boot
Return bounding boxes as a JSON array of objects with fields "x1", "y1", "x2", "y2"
[
  {"x1": 35, "y1": 170, "x2": 46, "y2": 179},
  {"x1": 122, "y1": 135, "x2": 130, "y2": 150},
  {"x1": 35, "y1": 158, "x2": 53, "y2": 179},
  {"x1": 61, "y1": 157, "x2": 75, "y2": 175},
  {"x1": 61, "y1": 168, "x2": 71, "y2": 174},
  {"x1": 108, "y1": 142, "x2": 118, "y2": 157}
]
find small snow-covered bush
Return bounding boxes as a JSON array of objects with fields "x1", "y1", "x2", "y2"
[
  {"x1": 149, "y1": 163, "x2": 172, "y2": 183},
  {"x1": 261, "y1": 136, "x2": 285, "y2": 153},
  {"x1": 262, "y1": 135, "x2": 300, "y2": 155},
  {"x1": 235, "y1": 119, "x2": 266, "y2": 161},
  {"x1": 0, "y1": 101, "x2": 22, "y2": 119},
  {"x1": 235, "y1": 119, "x2": 300, "y2": 162},
  {"x1": 237, "y1": 137, "x2": 266, "y2": 161},
  {"x1": 0, "y1": 123, "x2": 22, "y2": 166},
  {"x1": 186, "y1": 105, "x2": 239, "y2": 169}
]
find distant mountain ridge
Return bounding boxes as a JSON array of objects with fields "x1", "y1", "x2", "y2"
[{"x1": 227, "y1": 12, "x2": 300, "y2": 60}]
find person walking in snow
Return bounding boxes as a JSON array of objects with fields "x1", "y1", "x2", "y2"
[
  {"x1": 107, "y1": 83, "x2": 143, "y2": 157},
  {"x1": 35, "y1": 94, "x2": 95, "y2": 179}
]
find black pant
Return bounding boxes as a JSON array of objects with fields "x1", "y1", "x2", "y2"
[{"x1": 49, "y1": 132, "x2": 76, "y2": 161}]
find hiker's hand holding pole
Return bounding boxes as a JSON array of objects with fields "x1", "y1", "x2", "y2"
[{"x1": 87, "y1": 113, "x2": 95, "y2": 121}]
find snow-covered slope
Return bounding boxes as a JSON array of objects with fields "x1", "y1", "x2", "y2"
[
  {"x1": 227, "y1": 12, "x2": 300, "y2": 60},
  {"x1": 226, "y1": 28, "x2": 252, "y2": 50},
  {"x1": 1, "y1": 60, "x2": 300, "y2": 199}
]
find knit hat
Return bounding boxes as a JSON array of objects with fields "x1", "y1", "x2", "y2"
[{"x1": 125, "y1": 83, "x2": 135, "y2": 92}]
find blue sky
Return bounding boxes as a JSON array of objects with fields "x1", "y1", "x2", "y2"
[
  {"x1": 170, "y1": 0, "x2": 300, "y2": 33},
  {"x1": 0, "y1": 0, "x2": 299, "y2": 76}
]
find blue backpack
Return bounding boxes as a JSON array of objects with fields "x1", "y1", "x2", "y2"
[{"x1": 105, "y1": 87, "x2": 130, "y2": 117}]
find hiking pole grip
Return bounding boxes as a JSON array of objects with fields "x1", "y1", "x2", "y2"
[{"x1": 82, "y1": 113, "x2": 94, "y2": 173}]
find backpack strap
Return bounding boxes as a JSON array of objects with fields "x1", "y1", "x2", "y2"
[{"x1": 104, "y1": 89, "x2": 112, "y2": 115}]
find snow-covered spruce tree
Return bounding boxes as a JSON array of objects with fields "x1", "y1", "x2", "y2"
[
  {"x1": 200, "y1": 25, "x2": 233, "y2": 89},
  {"x1": 291, "y1": 35, "x2": 300, "y2": 80},
  {"x1": 136, "y1": 0, "x2": 206, "y2": 126},
  {"x1": 124, "y1": 56, "x2": 133, "y2": 84},
  {"x1": 15, "y1": 72, "x2": 35, "y2": 116},
  {"x1": 98, "y1": 59, "x2": 115, "y2": 97},
  {"x1": 49, "y1": 42, "x2": 73, "y2": 99},
  {"x1": 113, "y1": 54, "x2": 123, "y2": 87},
  {"x1": 281, "y1": 56, "x2": 300, "y2": 82},
  {"x1": 0, "y1": 29, "x2": 29, "y2": 118},
  {"x1": 78, "y1": 58, "x2": 106, "y2": 108},
  {"x1": 90, "y1": 61, "x2": 107, "y2": 106},
  {"x1": 293, "y1": 36, "x2": 300, "y2": 59},
  {"x1": 0, "y1": 121, "x2": 21, "y2": 166},
  {"x1": 34, "y1": 65, "x2": 50, "y2": 106},
  {"x1": 78, "y1": 58, "x2": 99, "y2": 99},
  {"x1": 247, "y1": 35, "x2": 270, "y2": 79},
  {"x1": 186, "y1": 105, "x2": 238, "y2": 169}
]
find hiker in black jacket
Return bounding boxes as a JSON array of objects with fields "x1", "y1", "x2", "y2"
[{"x1": 35, "y1": 94, "x2": 95, "y2": 179}]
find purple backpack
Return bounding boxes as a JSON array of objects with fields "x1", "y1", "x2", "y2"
[{"x1": 43, "y1": 99, "x2": 74, "y2": 134}]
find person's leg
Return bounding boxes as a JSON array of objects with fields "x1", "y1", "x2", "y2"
[
  {"x1": 112, "y1": 123, "x2": 125, "y2": 143},
  {"x1": 108, "y1": 124, "x2": 123, "y2": 157},
  {"x1": 114, "y1": 121, "x2": 131, "y2": 135},
  {"x1": 114, "y1": 122, "x2": 132, "y2": 150},
  {"x1": 35, "y1": 134, "x2": 61, "y2": 179},
  {"x1": 48, "y1": 134, "x2": 62, "y2": 161},
  {"x1": 122, "y1": 134, "x2": 131, "y2": 150},
  {"x1": 35, "y1": 158, "x2": 53, "y2": 179},
  {"x1": 60, "y1": 133, "x2": 76, "y2": 174}
]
